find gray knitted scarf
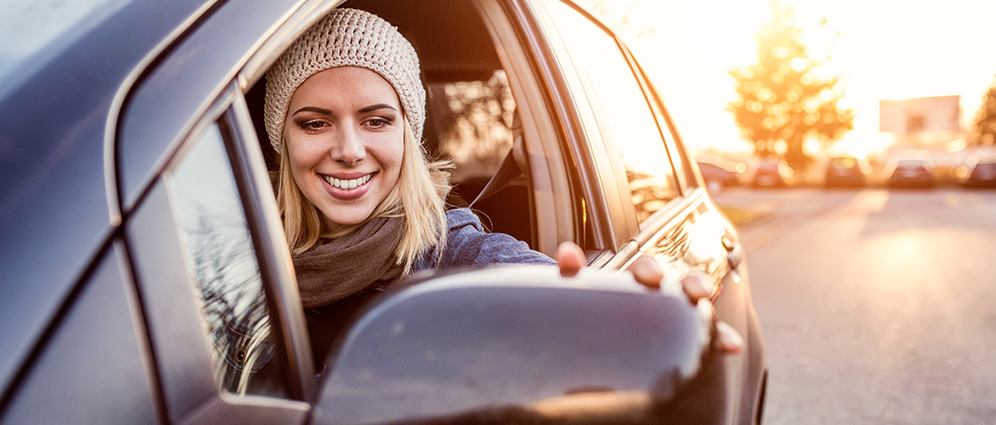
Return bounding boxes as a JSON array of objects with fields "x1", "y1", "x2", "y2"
[{"x1": 292, "y1": 216, "x2": 404, "y2": 309}]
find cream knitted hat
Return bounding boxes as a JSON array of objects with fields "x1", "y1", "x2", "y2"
[{"x1": 264, "y1": 8, "x2": 425, "y2": 153}]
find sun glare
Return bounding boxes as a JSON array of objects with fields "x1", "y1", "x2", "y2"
[{"x1": 606, "y1": 0, "x2": 996, "y2": 158}]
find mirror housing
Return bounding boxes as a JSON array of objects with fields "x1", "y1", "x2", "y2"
[{"x1": 310, "y1": 265, "x2": 727, "y2": 424}]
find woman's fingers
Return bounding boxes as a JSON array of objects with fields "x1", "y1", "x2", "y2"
[
  {"x1": 715, "y1": 321, "x2": 745, "y2": 354},
  {"x1": 556, "y1": 241, "x2": 586, "y2": 277},
  {"x1": 562, "y1": 247, "x2": 744, "y2": 355},
  {"x1": 680, "y1": 272, "x2": 712, "y2": 302},
  {"x1": 627, "y1": 256, "x2": 663, "y2": 289}
]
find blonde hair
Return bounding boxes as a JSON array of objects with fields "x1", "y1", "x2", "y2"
[{"x1": 276, "y1": 117, "x2": 451, "y2": 274}]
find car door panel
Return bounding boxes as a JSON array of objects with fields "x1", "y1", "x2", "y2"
[
  {"x1": 0, "y1": 244, "x2": 159, "y2": 425},
  {"x1": 127, "y1": 180, "x2": 219, "y2": 421},
  {"x1": 117, "y1": 0, "x2": 316, "y2": 210}
]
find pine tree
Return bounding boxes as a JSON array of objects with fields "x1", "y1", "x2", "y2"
[
  {"x1": 728, "y1": 0, "x2": 853, "y2": 171},
  {"x1": 971, "y1": 75, "x2": 996, "y2": 145}
]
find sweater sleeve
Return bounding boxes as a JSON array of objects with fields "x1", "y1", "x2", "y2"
[{"x1": 415, "y1": 208, "x2": 555, "y2": 271}]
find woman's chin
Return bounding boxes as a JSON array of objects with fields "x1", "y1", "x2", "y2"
[{"x1": 322, "y1": 206, "x2": 376, "y2": 228}]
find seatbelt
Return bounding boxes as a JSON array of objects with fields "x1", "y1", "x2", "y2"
[
  {"x1": 469, "y1": 149, "x2": 522, "y2": 208},
  {"x1": 469, "y1": 113, "x2": 527, "y2": 208}
]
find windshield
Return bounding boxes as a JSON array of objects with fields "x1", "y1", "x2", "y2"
[{"x1": 0, "y1": 0, "x2": 129, "y2": 84}]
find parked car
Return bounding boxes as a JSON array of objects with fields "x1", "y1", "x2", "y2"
[
  {"x1": 697, "y1": 161, "x2": 742, "y2": 194},
  {"x1": 823, "y1": 155, "x2": 868, "y2": 188},
  {"x1": 747, "y1": 159, "x2": 793, "y2": 188},
  {"x1": 957, "y1": 151, "x2": 996, "y2": 188},
  {"x1": 0, "y1": 0, "x2": 766, "y2": 424},
  {"x1": 885, "y1": 152, "x2": 936, "y2": 188}
]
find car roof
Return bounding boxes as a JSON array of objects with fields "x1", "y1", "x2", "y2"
[{"x1": 0, "y1": 0, "x2": 217, "y2": 392}]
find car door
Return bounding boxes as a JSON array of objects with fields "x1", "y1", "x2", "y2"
[
  {"x1": 529, "y1": 1, "x2": 765, "y2": 423},
  {"x1": 112, "y1": 0, "x2": 358, "y2": 422}
]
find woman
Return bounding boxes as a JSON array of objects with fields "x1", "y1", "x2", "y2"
[{"x1": 263, "y1": 8, "x2": 740, "y2": 363}]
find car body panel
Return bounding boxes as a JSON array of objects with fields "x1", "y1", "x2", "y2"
[
  {"x1": 886, "y1": 160, "x2": 935, "y2": 188},
  {"x1": 960, "y1": 152, "x2": 996, "y2": 187},
  {"x1": 1, "y1": 244, "x2": 159, "y2": 424},
  {"x1": 117, "y1": 0, "x2": 305, "y2": 210},
  {"x1": 698, "y1": 162, "x2": 741, "y2": 192},
  {"x1": 127, "y1": 181, "x2": 220, "y2": 420},
  {"x1": 0, "y1": 0, "x2": 219, "y2": 397},
  {"x1": 823, "y1": 156, "x2": 867, "y2": 187},
  {"x1": 0, "y1": 0, "x2": 766, "y2": 423},
  {"x1": 747, "y1": 159, "x2": 792, "y2": 188}
]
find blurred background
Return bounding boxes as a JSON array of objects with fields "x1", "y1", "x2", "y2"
[
  {"x1": 583, "y1": 0, "x2": 996, "y2": 188},
  {"x1": 579, "y1": 1, "x2": 996, "y2": 424}
]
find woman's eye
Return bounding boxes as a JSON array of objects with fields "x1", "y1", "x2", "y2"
[
  {"x1": 301, "y1": 120, "x2": 329, "y2": 131},
  {"x1": 364, "y1": 118, "x2": 392, "y2": 129}
]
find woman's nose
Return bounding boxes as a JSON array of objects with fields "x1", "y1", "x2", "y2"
[{"x1": 332, "y1": 125, "x2": 366, "y2": 166}]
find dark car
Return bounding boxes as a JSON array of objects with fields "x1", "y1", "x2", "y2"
[
  {"x1": 697, "y1": 161, "x2": 742, "y2": 193},
  {"x1": 747, "y1": 159, "x2": 793, "y2": 188},
  {"x1": 823, "y1": 155, "x2": 867, "y2": 188},
  {"x1": 0, "y1": 0, "x2": 766, "y2": 424},
  {"x1": 885, "y1": 153, "x2": 936, "y2": 188},
  {"x1": 958, "y1": 152, "x2": 996, "y2": 188}
]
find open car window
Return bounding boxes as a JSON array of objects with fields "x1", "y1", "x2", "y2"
[{"x1": 247, "y1": 0, "x2": 544, "y2": 249}]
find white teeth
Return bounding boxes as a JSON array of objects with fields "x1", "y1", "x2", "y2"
[{"x1": 324, "y1": 174, "x2": 371, "y2": 190}]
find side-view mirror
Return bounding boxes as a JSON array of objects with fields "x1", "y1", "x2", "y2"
[{"x1": 310, "y1": 265, "x2": 728, "y2": 424}]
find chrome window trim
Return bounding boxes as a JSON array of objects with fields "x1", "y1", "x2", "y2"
[
  {"x1": 225, "y1": 92, "x2": 316, "y2": 400},
  {"x1": 523, "y1": 0, "x2": 626, "y2": 251},
  {"x1": 114, "y1": 239, "x2": 169, "y2": 423},
  {"x1": 113, "y1": 0, "x2": 324, "y2": 214},
  {"x1": 103, "y1": 0, "x2": 225, "y2": 227}
]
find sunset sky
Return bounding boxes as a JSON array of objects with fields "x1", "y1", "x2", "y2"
[{"x1": 603, "y1": 0, "x2": 996, "y2": 157}]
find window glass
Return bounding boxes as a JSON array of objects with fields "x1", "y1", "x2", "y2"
[
  {"x1": 169, "y1": 123, "x2": 286, "y2": 397},
  {"x1": 548, "y1": 1, "x2": 679, "y2": 223},
  {"x1": 428, "y1": 70, "x2": 516, "y2": 184},
  {"x1": 427, "y1": 69, "x2": 534, "y2": 245}
]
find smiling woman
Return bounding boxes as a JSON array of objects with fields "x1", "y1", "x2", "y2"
[
  {"x1": 261, "y1": 7, "x2": 556, "y2": 363},
  {"x1": 283, "y1": 67, "x2": 406, "y2": 231}
]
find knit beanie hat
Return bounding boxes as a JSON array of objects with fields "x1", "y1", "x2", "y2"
[{"x1": 264, "y1": 8, "x2": 425, "y2": 153}]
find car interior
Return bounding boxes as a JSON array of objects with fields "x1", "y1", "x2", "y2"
[{"x1": 245, "y1": 0, "x2": 539, "y2": 248}]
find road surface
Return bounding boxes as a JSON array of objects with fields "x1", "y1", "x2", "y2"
[{"x1": 714, "y1": 187, "x2": 996, "y2": 425}]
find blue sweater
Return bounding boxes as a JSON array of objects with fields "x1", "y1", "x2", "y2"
[
  {"x1": 412, "y1": 208, "x2": 555, "y2": 272},
  {"x1": 305, "y1": 208, "x2": 554, "y2": 368}
]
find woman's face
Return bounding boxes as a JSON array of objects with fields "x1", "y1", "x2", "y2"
[{"x1": 284, "y1": 66, "x2": 404, "y2": 229}]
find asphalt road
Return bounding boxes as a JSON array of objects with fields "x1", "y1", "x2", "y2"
[{"x1": 713, "y1": 187, "x2": 996, "y2": 425}]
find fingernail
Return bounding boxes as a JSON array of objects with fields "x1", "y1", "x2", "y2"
[
  {"x1": 715, "y1": 321, "x2": 744, "y2": 354},
  {"x1": 682, "y1": 273, "x2": 712, "y2": 300}
]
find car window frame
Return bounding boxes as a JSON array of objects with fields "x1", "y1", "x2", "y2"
[
  {"x1": 123, "y1": 82, "x2": 312, "y2": 422},
  {"x1": 525, "y1": 0, "x2": 641, "y2": 253},
  {"x1": 534, "y1": 0, "x2": 694, "y2": 243},
  {"x1": 111, "y1": 0, "x2": 354, "y2": 414}
]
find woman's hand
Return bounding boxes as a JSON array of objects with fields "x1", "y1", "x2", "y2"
[{"x1": 556, "y1": 242, "x2": 744, "y2": 354}]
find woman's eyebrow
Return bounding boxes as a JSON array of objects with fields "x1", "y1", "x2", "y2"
[
  {"x1": 358, "y1": 103, "x2": 397, "y2": 113},
  {"x1": 292, "y1": 106, "x2": 333, "y2": 116}
]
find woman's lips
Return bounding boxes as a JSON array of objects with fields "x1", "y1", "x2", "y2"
[{"x1": 320, "y1": 172, "x2": 375, "y2": 200}]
